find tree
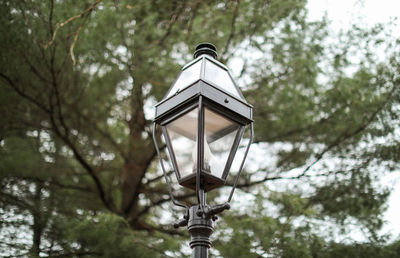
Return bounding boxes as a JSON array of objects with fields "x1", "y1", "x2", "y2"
[{"x1": 1, "y1": 0, "x2": 399, "y2": 257}]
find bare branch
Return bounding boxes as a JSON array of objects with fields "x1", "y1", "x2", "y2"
[
  {"x1": 43, "y1": 0, "x2": 101, "y2": 49},
  {"x1": 222, "y1": 0, "x2": 241, "y2": 56},
  {"x1": 146, "y1": 168, "x2": 172, "y2": 185},
  {"x1": 185, "y1": 0, "x2": 202, "y2": 41},
  {"x1": 158, "y1": 2, "x2": 187, "y2": 47},
  {"x1": 69, "y1": 13, "x2": 90, "y2": 65}
]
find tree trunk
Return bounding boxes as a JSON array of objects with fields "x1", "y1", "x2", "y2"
[{"x1": 121, "y1": 160, "x2": 146, "y2": 219}]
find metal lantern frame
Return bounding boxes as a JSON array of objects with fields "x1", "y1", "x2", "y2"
[{"x1": 152, "y1": 43, "x2": 253, "y2": 258}]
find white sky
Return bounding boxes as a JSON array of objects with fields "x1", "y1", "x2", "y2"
[
  {"x1": 308, "y1": 0, "x2": 400, "y2": 33},
  {"x1": 307, "y1": 0, "x2": 400, "y2": 239}
]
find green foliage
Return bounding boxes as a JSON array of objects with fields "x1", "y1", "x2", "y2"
[
  {"x1": 313, "y1": 240, "x2": 400, "y2": 258},
  {"x1": 215, "y1": 198, "x2": 400, "y2": 257},
  {"x1": 64, "y1": 214, "x2": 172, "y2": 258}
]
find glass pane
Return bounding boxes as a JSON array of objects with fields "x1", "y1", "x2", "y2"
[
  {"x1": 204, "y1": 60, "x2": 241, "y2": 98},
  {"x1": 166, "y1": 108, "x2": 198, "y2": 178},
  {"x1": 166, "y1": 60, "x2": 202, "y2": 99},
  {"x1": 204, "y1": 108, "x2": 240, "y2": 178}
]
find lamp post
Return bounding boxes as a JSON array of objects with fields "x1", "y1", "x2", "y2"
[{"x1": 152, "y1": 43, "x2": 253, "y2": 258}]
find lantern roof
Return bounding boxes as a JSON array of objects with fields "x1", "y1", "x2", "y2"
[{"x1": 163, "y1": 46, "x2": 246, "y2": 103}]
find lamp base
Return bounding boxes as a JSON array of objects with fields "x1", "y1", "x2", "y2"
[{"x1": 188, "y1": 205, "x2": 214, "y2": 258}]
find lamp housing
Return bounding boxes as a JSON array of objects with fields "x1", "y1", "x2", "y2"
[{"x1": 154, "y1": 43, "x2": 252, "y2": 192}]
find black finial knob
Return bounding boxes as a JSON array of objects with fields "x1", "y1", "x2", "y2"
[{"x1": 194, "y1": 43, "x2": 218, "y2": 59}]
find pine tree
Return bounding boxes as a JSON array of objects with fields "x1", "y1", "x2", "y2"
[{"x1": 1, "y1": 0, "x2": 399, "y2": 257}]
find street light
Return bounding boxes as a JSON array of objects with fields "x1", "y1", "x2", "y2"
[{"x1": 152, "y1": 43, "x2": 253, "y2": 258}]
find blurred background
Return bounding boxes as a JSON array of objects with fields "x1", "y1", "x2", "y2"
[{"x1": 1, "y1": 0, "x2": 399, "y2": 257}]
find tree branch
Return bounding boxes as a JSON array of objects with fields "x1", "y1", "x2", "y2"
[
  {"x1": 50, "y1": 117, "x2": 117, "y2": 213},
  {"x1": 81, "y1": 113, "x2": 128, "y2": 160},
  {"x1": 137, "y1": 192, "x2": 195, "y2": 217},
  {"x1": 185, "y1": 0, "x2": 202, "y2": 41},
  {"x1": 238, "y1": 84, "x2": 397, "y2": 188},
  {"x1": 69, "y1": 12, "x2": 90, "y2": 65},
  {"x1": 162, "y1": 2, "x2": 187, "y2": 47},
  {"x1": 43, "y1": 0, "x2": 101, "y2": 49},
  {"x1": 131, "y1": 219, "x2": 186, "y2": 236},
  {"x1": 0, "y1": 191, "x2": 33, "y2": 211},
  {"x1": 0, "y1": 73, "x2": 51, "y2": 113},
  {"x1": 222, "y1": 0, "x2": 241, "y2": 57}
]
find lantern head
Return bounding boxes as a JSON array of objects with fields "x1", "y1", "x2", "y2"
[{"x1": 154, "y1": 43, "x2": 252, "y2": 192}]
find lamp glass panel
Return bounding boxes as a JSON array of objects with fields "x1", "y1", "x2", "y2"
[
  {"x1": 165, "y1": 108, "x2": 198, "y2": 179},
  {"x1": 166, "y1": 60, "x2": 202, "y2": 99},
  {"x1": 203, "y1": 108, "x2": 240, "y2": 179},
  {"x1": 204, "y1": 60, "x2": 241, "y2": 98}
]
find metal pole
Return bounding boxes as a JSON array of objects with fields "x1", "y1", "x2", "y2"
[{"x1": 188, "y1": 191, "x2": 213, "y2": 258}]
